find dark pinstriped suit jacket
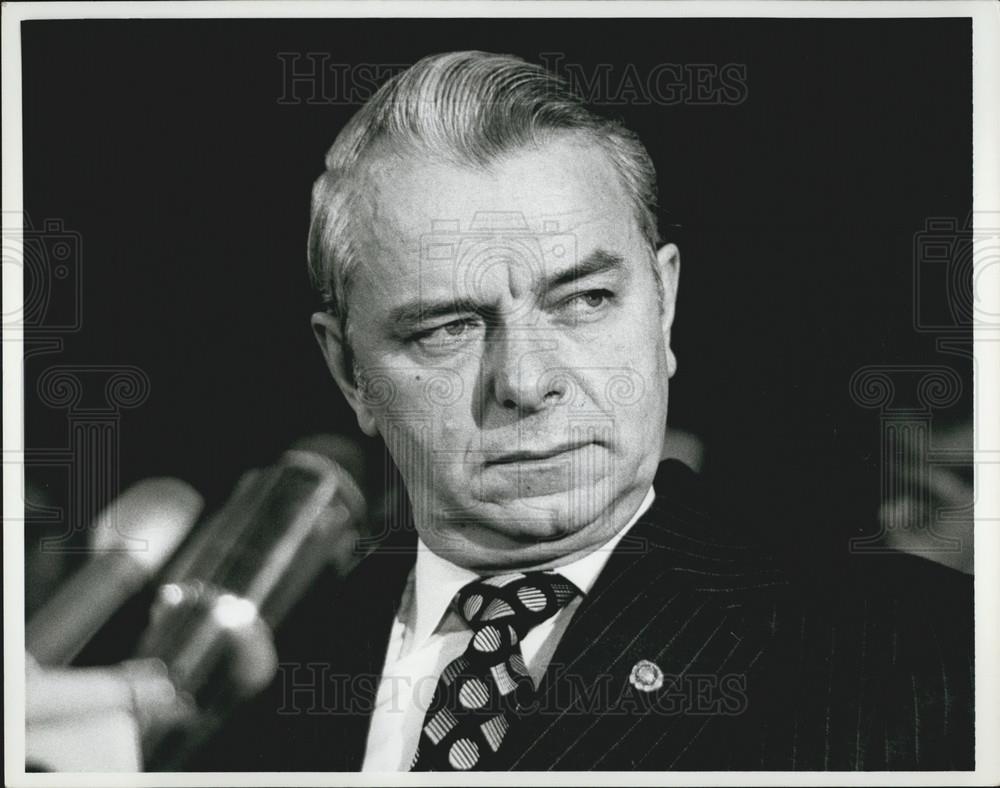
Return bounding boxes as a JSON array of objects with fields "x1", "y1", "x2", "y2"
[{"x1": 194, "y1": 459, "x2": 974, "y2": 771}]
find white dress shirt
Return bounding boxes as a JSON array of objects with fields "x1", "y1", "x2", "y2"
[{"x1": 361, "y1": 486, "x2": 656, "y2": 771}]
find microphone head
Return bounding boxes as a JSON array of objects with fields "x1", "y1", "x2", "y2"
[
  {"x1": 290, "y1": 433, "x2": 366, "y2": 488},
  {"x1": 89, "y1": 478, "x2": 204, "y2": 574},
  {"x1": 26, "y1": 479, "x2": 205, "y2": 666}
]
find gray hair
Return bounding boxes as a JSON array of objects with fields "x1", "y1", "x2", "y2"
[{"x1": 307, "y1": 50, "x2": 661, "y2": 337}]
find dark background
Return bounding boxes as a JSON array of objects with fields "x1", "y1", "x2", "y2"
[{"x1": 21, "y1": 18, "x2": 972, "y2": 591}]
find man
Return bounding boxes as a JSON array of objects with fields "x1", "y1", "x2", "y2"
[
  {"x1": 194, "y1": 51, "x2": 973, "y2": 771},
  {"x1": 27, "y1": 49, "x2": 973, "y2": 773}
]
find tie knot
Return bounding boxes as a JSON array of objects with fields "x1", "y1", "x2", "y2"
[{"x1": 455, "y1": 571, "x2": 580, "y2": 637}]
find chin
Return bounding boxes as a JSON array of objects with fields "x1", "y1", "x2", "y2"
[
  {"x1": 439, "y1": 527, "x2": 596, "y2": 573},
  {"x1": 483, "y1": 486, "x2": 612, "y2": 535},
  {"x1": 412, "y1": 470, "x2": 639, "y2": 560},
  {"x1": 418, "y1": 494, "x2": 628, "y2": 572},
  {"x1": 471, "y1": 497, "x2": 612, "y2": 555}
]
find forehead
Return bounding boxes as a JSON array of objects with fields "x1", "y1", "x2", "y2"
[{"x1": 353, "y1": 137, "x2": 640, "y2": 290}]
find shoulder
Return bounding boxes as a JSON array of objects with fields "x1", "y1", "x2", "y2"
[
  {"x1": 647, "y1": 459, "x2": 972, "y2": 630},
  {"x1": 643, "y1": 459, "x2": 973, "y2": 693},
  {"x1": 634, "y1": 459, "x2": 793, "y2": 600},
  {"x1": 641, "y1": 462, "x2": 973, "y2": 767}
]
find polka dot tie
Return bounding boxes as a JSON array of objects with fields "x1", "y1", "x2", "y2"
[{"x1": 409, "y1": 571, "x2": 580, "y2": 771}]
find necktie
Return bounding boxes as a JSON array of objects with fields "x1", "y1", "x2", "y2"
[{"x1": 410, "y1": 571, "x2": 580, "y2": 771}]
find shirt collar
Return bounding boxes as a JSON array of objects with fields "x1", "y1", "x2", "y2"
[{"x1": 410, "y1": 485, "x2": 656, "y2": 651}]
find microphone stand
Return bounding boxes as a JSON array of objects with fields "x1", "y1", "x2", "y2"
[{"x1": 135, "y1": 449, "x2": 369, "y2": 770}]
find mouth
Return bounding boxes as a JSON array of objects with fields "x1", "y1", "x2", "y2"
[{"x1": 485, "y1": 442, "x2": 595, "y2": 466}]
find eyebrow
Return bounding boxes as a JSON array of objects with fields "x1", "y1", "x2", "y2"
[
  {"x1": 386, "y1": 247, "x2": 628, "y2": 331},
  {"x1": 546, "y1": 248, "x2": 626, "y2": 290}
]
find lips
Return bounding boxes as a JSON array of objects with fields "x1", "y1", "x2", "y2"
[{"x1": 485, "y1": 442, "x2": 594, "y2": 465}]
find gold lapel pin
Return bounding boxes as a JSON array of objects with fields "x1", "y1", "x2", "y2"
[{"x1": 629, "y1": 659, "x2": 664, "y2": 692}]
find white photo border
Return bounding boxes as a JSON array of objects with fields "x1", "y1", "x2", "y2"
[{"x1": 3, "y1": 2, "x2": 998, "y2": 786}]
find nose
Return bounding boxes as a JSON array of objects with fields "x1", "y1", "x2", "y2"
[{"x1": 484, "y1": 330, "x2": 566, "y2": 413}]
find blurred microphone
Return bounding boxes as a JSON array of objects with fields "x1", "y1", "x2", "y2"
[
  {"x1": 134, "y1": 435, "x2": 369, "y2": 767},
  {"x1": 26, "y1": 479, "x2": 204, "y2": 667}
]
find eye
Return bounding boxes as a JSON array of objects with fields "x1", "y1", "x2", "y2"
[
  {"x1": 442, "y1": 320, "x2": 469, "y2": 336},
  {"x1": 412, "y1": 317, "x2": 481, "y2": 350},
  {"x1": 579, "y1": 290, "x2": 609, "y2": 308},
  {"x1": 565, "y1": 289, "x2": 614, "y2": 313}
]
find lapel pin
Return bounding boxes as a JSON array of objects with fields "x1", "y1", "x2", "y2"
[{"x1": 629, "y1": 659, "x2": 664, "y2": 692}]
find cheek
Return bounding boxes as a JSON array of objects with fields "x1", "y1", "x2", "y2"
[
  {"x1": 365, "y1": 372, "x2": 433, "y2": 449},
  {"x1": 574, "y1": 317, "x2": 668, "y2": 450},
  {"x1": 438, "y1": 412, "x2": 469, "y2": 449},
  {"x1": 371, "y1": 372, "x2": 475, "y2": 466},
  {"x1": 577, "y1": 312, "x2": 665, "y2": 404}
]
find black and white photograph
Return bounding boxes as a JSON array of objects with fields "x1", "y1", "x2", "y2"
[{"x1": 3, "y1": 1, "x2": 998, "y2": 783}]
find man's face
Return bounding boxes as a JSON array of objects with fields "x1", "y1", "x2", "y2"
[{"x1": 314, "y1": 136, "x2": 680, "y2": 572}]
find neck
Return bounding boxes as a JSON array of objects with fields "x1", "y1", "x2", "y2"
[{"x1": 416, "y1": 485, "x2": 655, "y2": 575}]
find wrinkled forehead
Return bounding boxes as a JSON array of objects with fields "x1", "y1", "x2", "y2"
[{"x1": 349, "y1": 138, "x2": 642, "y2": 293}]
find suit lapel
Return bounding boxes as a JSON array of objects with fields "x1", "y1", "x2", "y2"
[{"x1": 503, "y1": 463, "x2": 789, "y2": 770}]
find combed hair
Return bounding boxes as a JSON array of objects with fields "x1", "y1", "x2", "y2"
[{"x1": 307, "y1": 50, "x2": 660, "y2": 334}]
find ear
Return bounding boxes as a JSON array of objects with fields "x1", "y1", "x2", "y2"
[
  {"x1": 310, "y1": 312, "x2": 379, "y2": 437},
  {"x1": 655, "y1": 243, "x2": 681, "y2": 378}
]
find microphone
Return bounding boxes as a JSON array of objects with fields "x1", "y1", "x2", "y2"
[
  {"x1": 26, "y1": 478, "x2": 204, "y2": 667},
  {"x1": 134, "y1": 435, "x2": 370, "y2": 767}
]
